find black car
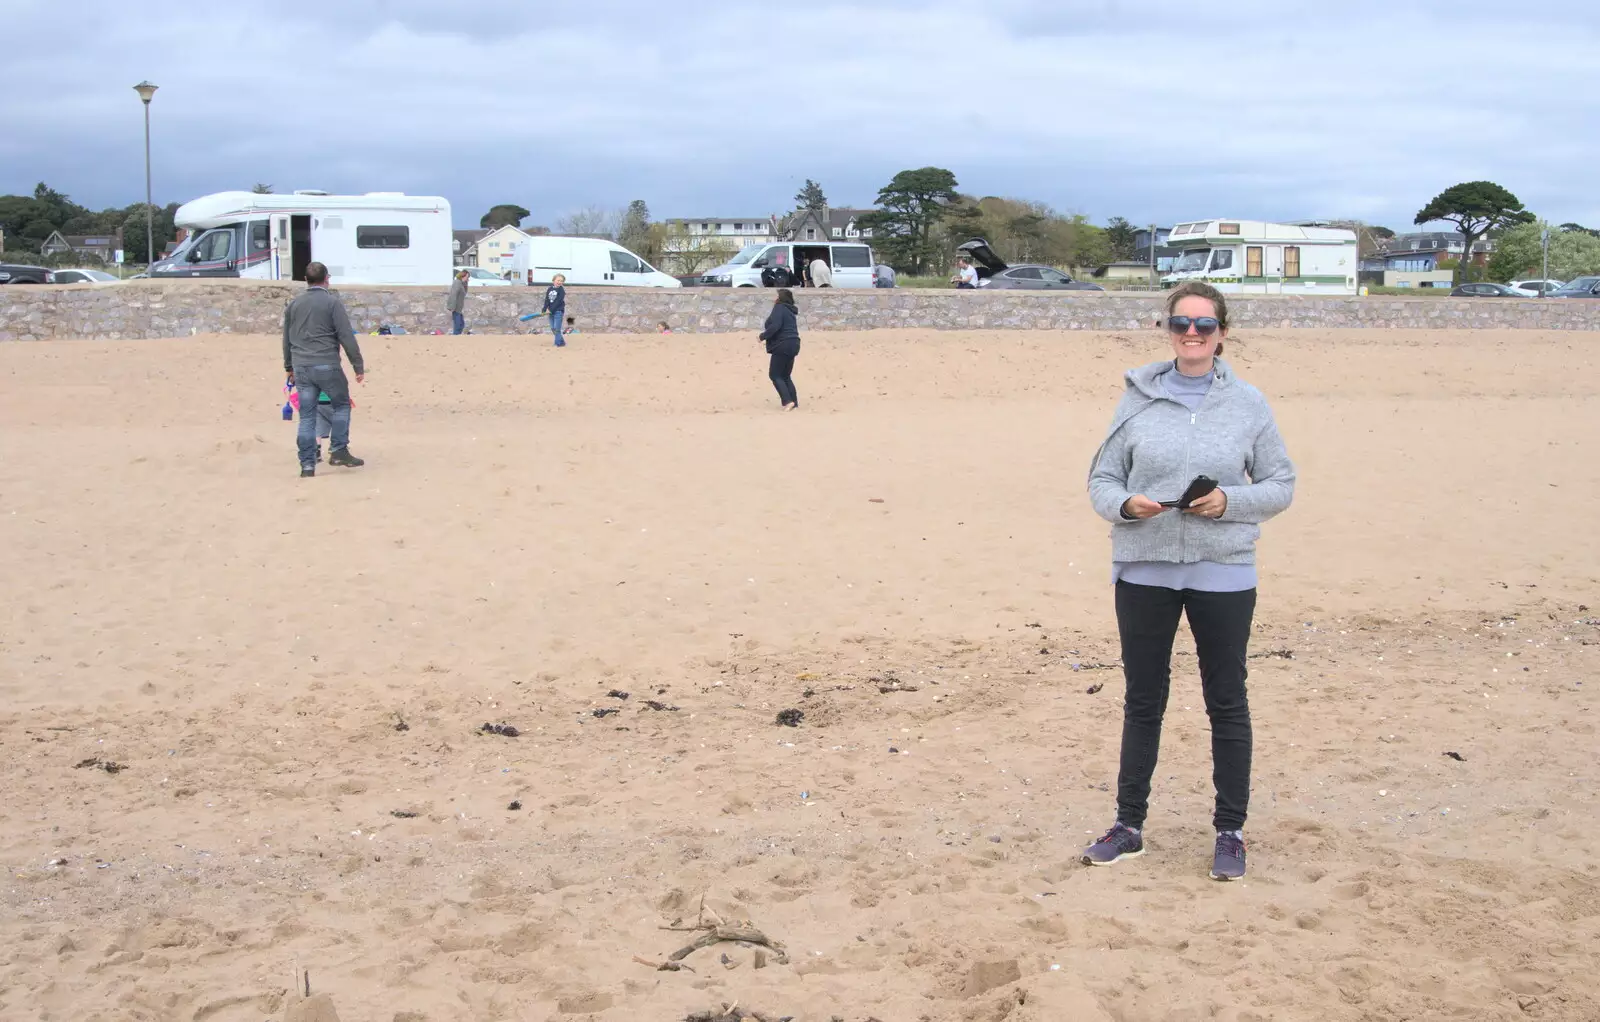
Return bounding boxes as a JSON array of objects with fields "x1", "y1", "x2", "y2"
[
  {"x1": 0, "y1": 263, "x2": 52, "y2": 284},
  {"x1": 956, "y1": 239, "x2": 1105, "y2": 291},
  {"x1": 1551, "y1": 275, "x2": 1600, "y2": 298},
  {"x1": 1450, "y1": 283, "x2": 1522, "y2": 297}
]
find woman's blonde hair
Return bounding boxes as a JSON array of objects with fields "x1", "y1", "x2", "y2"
[{"x1": 1164, "y1": 281, "x2": 1228, "y2": 355}]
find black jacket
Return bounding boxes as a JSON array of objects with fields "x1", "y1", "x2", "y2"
[
  {"x1": 759, "y1": 302, "x2": 800, "y2": 355},
  {"x1": 541, "y1": 284, "x2": 566, "y2": 314}
]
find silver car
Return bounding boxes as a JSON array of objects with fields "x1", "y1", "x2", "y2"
[{"x1": 957, "y1": 238, "x2": 1105, "y2": 291}]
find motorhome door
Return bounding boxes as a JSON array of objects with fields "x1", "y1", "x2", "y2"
[{"x1": 270, "y1": 214, "x2": 292, "y2": 280}]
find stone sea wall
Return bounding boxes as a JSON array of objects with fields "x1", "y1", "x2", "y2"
[{"x1": 4, "y1": 279, "x2": 1600, "y2": 341}]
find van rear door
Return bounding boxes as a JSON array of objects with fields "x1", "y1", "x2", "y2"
[{"x1": 829, "y1": 244, "x2": 874, "y2": 288}]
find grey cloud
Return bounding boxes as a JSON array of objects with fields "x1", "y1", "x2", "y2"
[{"x1": 1, "y1": 1, "x2": 1595, "y2": 231}]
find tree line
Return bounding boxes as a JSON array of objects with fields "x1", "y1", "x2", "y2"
[
  {"x1": 477, "y1": 172, "x2": 1158, "y2": 279},
  {"x1": 0, "y1": 182, "x2": 179, "y2": 266}
]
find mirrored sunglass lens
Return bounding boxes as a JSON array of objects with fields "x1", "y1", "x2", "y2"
[{"x1": 1168, "y1": 316, "x2": 1219, "y2": 336}]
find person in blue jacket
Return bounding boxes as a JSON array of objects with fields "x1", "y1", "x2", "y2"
[
  {"x1": 541, "y1": 274, "x2": 567, "y2": 347},
  {"x1": 758, "y1": 288, "x2": 801, "y2": 410}
]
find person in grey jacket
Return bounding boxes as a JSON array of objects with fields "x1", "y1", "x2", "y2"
[
  {"x1": 283, "y1": 261, "x2": 365, "y2": 477},
  {"x1": 447, "y1": 269, "x2": 468, "y2": 335},
  {"x1": 1082, "y1": 281, "x2": 1295, "y2": 881}
]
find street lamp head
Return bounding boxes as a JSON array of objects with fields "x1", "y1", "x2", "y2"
[{"x1": 133, "y1": 81, "x2": 158, "y2": 104}]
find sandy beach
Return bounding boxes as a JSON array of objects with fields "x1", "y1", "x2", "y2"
[{"x1": 1, "y1": 325, "x2": 1597, "y2": 1022}]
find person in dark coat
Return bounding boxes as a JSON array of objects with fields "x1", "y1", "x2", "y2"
[{"x1": 758, "y1": 288, "x2": 801, "y2": 410}]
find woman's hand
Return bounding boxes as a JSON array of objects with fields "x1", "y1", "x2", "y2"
[
  {"x1": 1121, "y1": 495, "x2": 1166, "y2": 519},
  {"x1": 1183, "y1": 488, "x2": 1228, "y2": 518}
]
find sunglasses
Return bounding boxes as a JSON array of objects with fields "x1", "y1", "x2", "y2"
[{"x1": 1166, "y1": 316, "x2": 1220, "y2": 337}]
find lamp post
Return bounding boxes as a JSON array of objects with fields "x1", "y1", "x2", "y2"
[{"x1": 133, "y1": 81, "x2": 158, "y2": 267}]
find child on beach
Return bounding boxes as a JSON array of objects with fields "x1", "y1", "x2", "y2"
[
  {"x1": 564, "y1": 317, "x2": 579, "y2": 335},
  {"x1": 658, "y1": 321, "x2": 673, "y2": 334},
  {"x1": 541, "y1": 274, "x2": 567, "y2": 347},
  {"x1": 286, "y1": 381, "x2": 353, "y2": 463}
]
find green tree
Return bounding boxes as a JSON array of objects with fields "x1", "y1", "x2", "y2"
[
  {"x1": 618, "y1": 199, "x2": 651, "y2": 250},
  {"x1": 794, "y1": 179, "x2": 828, "y2": 211},
  {"x1": 1104, "y1": 217, "x2": 1138, "y2": 261},
  {"x1": 1414, "y1": 181, "x2": 1534, "y2": 284},
  {"x1": 1559, "y1": 222, "x2": 1599, "y2": 238},
  {"x1": 252, "y1": 183, "x2": 274, "y2": 194},
  {"x1": 480, "y1": 203, "x2": 530, "y2": 229},
  {"x1": 1488, "y1": 220, "x2": 1600, "y2": 282},
  {"x1": 121, "y1": 202, "x2": 179, "y2": 263},
  {"x1": 858, "y1": 167, "x2": 960, "y2": 275}
]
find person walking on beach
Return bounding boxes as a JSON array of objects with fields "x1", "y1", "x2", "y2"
[
  {"x1": 759, "y1": 288, "x2": 801, "y2": 410},
  {"x1": 1083, "y1": 282, "x2": 1296, "y2": 881},
  {"x1": 541, "y1": 274, "x2": 568, "y2": 347},
  {"x1": 447, "y1": 269, "x2": 468, "y2": 335},
  {"x1": 283, "y1": 261, "x2": 365, "y2": 477}
]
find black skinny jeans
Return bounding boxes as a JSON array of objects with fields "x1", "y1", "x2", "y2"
[
  {"x1": 1114, "y1": 580, "x2": 1256, "y2": 832},
  {"x1": 768, "y1": 350, "x2": 798, "y2": 406}
]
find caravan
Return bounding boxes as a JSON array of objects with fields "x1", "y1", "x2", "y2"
[
  {"x1": 1162, "y1": 220, "x2": 1357, "y2": 295},
  {"x1": 149, "y1": 190, "x2": 453, "y2": 286},
  {"x1": 506, "y1": 236, "x2": 681, "y2": 288}
]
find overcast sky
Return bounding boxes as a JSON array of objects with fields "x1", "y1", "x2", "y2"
[{"x1": 2, "y1": 0, "x2": 1594, "y2": 231}]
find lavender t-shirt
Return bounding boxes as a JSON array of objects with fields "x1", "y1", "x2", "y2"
[{"x1": 1112, "y1": 366, "x2": 1258, "y2": 592}]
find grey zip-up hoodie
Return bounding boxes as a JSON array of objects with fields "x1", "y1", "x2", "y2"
[
  {"x1": 1087, "y1": 357, "x2": 1295, "y2": 565},
  {"x1": 447, "y1": 276, "x2": 467, "y2": 313}
]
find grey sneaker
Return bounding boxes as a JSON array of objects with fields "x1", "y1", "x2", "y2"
[
  {"x1": 1082, "y1": 822, "x2": 1145, "y2": 866},
  {"x1": 1210, "y1": 831, "x2": 1246, "y2": 881}
]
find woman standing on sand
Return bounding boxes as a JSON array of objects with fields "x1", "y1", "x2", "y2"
[
  {"x1": 759, "y1": 288, "x2": 801, "y2": 410},
  {"x1": 1083, "y1": 281, "x2": 1296, "y2": 881}
]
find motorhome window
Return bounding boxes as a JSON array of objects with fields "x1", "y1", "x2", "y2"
[
  {"x1": 1174, "y1": 250, "x2": 1209, "y2": 272},
  {"x1": 1284, "y1": 246, "x2": 1301, "y2": 277},
  {"x1": 832, "y1": 246, "x2": 871, "y2": 268},
  {"x1": 1246, "y1": 247, "x2": 1263, "y2": 276},
  {"x1": 1210, "y1": 250, "x2": 1234, "y2": 271},
  {"x1": 610, "y1": 251, "x2": 644, "y2": 273},
  {"x1": 357, "y1": 226, "x2": 410, "y2": 249},
  {"x1": 728, "y1": 244, "x2": 763, "y2": 265},
  {"x1": 195, "y1": 230, "x2": 232, "y2": 262},
  {"x1": 1219, "y1": 223, "x2": 1240, "y2": 235},
  {"x1": 250, "y1": 220, "x2": 270, "y2": 251}
]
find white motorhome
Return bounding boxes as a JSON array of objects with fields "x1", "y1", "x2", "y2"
[
  {"x1": 1161, "y1": 220, "x2": 1357, "y2": 295},
  {"x1": 149, "y1": 190, "x2": 453, "y2": 286},
  {"x1": 505, "y1": 236, "x2": 681, "y2": 288}
]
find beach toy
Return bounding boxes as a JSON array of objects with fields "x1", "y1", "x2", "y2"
[
  {"x1": 281, "y1": 400, "x2": 293, "y2": 420},
  {"x1": 518, "y1": 313, "x2": 538, "y2": 321}
]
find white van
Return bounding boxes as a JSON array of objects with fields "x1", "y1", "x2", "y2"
[
  {"x1": 150, "y1": 190, "x2": 453, "y2": 286},
  {"x1": 698, "y1": 241, "x2": 876, "y2": 288},
  {"x1": 506, "y1": 236, "x2": 680, "y2": 287}
]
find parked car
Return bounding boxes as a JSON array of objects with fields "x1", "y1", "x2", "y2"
[
  {"x1": 455, "y1": 265, "x2": 513, "y2": 287},
  {"x1": 1551, "y1": 275, "x2": 1600, "y2": 298},
  {"x1": 1450, "y1": 283, "x2": 1523, "y2": 297},
  {"x1": 0, "y1": 263, "x2": 53, "y2": 284},
  {"x1": 50, "y1": 268, "x2": 121, "y2": 285},
  {"x1": 1508, "y1": 278, "x2": 1564, "y2": 296},
  {"x1": 956, "y1": 239, "x2": 1105, "y2": 291}
]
